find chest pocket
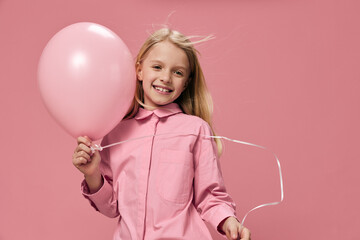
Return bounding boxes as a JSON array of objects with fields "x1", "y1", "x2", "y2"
[{"x1": 156, "y1": 149, "x2": 194, "y2": 204}]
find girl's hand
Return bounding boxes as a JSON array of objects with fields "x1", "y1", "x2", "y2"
[
  {"x1": 72, "y1": 136, "x2": 103, "y2": 193},
  {"x1": 221, "y1": 216, "x2": 251, "y2": 240}
]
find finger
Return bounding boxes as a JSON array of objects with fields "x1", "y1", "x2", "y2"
[
  {"x1": 231, "y1": 228, "x2": 239, "y2": 240},
  {"x1": 83, "y1": 136, "x2": 92, "y2": 142},
  {"x1": 226, "y1": 226, "x2": 239, "y2": 240},
  {"x1": 76, "y1": 143, "x2": 92, "y2": 155},
  {"x1": 72, "y1": 150, "x2": 91, "y2": 164},
  {"x1": 225, "y1": 230, "x2": 232, "y2": 240},
  {"x1": 240, "y1": 227, "x2": 251, "y2": 240},
  {"x1": 77, "y1": 136, "x2": 92, "y2": 147},
  {"x1": 77, "y1": 150, "x2": 91, "y2": 162},
  {"x1": 73, "y1": 156, "x2": 88, "y2": 166}
]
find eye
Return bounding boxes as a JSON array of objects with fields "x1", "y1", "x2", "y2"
[
  {"x1": 174, "y1": 70, "x2": 184, "y2": 76},
  {"x1": 152, "y1": 65, "x2": 161, "y2": 70}
]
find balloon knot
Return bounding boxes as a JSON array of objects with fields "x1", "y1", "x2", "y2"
[{"x1": 90, "y1": 144, "x2": 103, "y2": 154}]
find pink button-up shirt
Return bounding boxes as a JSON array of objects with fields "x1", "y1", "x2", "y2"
[{"x1": 82, "y1": 103, "x2": 236, "y2": 239}]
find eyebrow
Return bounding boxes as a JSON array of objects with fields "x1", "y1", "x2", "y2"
[{"x1": 149, "y1": 60, "x2": 188, "y2": 71}]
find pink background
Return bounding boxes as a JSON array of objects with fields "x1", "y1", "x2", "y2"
[{"x1": 1, "y1": 0, "x2": 359, "y2": 239}]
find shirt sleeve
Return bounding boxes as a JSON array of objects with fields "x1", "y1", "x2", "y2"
[
  {"x1": 192, "y1": 122, "x2": 238, "y2": 235},
  {"x1": 81, "y1": 136, "x2": 120, "y2": 218}
]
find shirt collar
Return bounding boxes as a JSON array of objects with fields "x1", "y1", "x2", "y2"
[{"x1": 135, "y1": 103, "x2": 183, "y2": 120}]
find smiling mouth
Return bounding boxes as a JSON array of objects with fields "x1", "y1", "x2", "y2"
[{"x1": 153, "y1": 85, "x2": 173, "y2": 93}]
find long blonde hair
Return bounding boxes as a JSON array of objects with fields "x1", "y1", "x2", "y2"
[{"x1": 124, "y1": 28, "x2": 222, "y2": 155}]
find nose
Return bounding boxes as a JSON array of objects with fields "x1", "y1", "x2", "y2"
[{"x1": 160, "y1": 70, "x2": 171, "y2": 83}]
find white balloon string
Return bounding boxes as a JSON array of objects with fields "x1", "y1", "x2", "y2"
[{"x1": 90, "y1": 133, "x2": 284, "y2": 226}]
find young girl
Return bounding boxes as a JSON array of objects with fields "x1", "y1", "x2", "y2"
[{"x1": 72, "y1": 28, "x2": 251, "y2": 240}]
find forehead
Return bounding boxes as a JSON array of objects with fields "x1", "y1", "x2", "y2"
[{"x1": 144, "y1": 41, "x2": 189, "y2": 68}]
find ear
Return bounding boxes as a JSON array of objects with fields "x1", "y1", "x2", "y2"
[{"x1": 136, "y1": 62, "x2": 143, "y2": 81}]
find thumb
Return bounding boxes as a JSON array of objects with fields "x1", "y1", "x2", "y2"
[{"x1": 92, "y1": 149, "x2": 101, "y2": 161}]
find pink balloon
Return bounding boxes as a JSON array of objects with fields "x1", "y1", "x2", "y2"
[{"x1": 38, "y1": 22, "x2": 135, "y2": 140}]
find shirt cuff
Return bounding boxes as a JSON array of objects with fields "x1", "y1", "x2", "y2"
[
  {"x1": 205, "y1": 205, "x2": 237, "y2": 235},
  {"x1": 81, "y1": 175, "x2": 113, "y2": 210}
]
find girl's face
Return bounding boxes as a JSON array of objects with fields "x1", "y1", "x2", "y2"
[{"x1": 137, "y1": 41, "x2": 190, "y2": 109}]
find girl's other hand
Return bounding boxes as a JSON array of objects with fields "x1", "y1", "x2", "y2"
[
  {"x1": 221, "y1": 216, "x2": 251, "y2": 240},
  {"x1": 72, "y1": 136, "x2": 103, "y2": 193}
]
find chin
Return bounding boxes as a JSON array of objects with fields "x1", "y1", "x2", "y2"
[
  {"x1": 155, "y1": 102, "x2": 171, "y2": 106},
  {"x1": 153, "y1": 98, "x2": 173, "y2": 106}
]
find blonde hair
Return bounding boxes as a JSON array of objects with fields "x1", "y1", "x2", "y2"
[{"x1": 124, "y1": 28, "x2": 222, "y2": 155}]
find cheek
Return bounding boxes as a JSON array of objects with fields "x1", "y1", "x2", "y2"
[
  {"x1": 174, "y1": 81, "x2": 187, "y2": 95},
  {"x1": 143, "y1": 71, "x2": 156, "y2": 82},
  {"x1": 141, "y1": 74, "x2": 153, "y2": 86},
  {"x1": 180, "y1": 79, "x2": 188, "y2": 89},
  {"x1": 143, "y1": 81, "x2": 152, "y2": 89}
]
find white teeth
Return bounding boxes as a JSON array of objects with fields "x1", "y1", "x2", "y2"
[{"x1": 154, "y1": 86, "x2": 170, "y2": 92}]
